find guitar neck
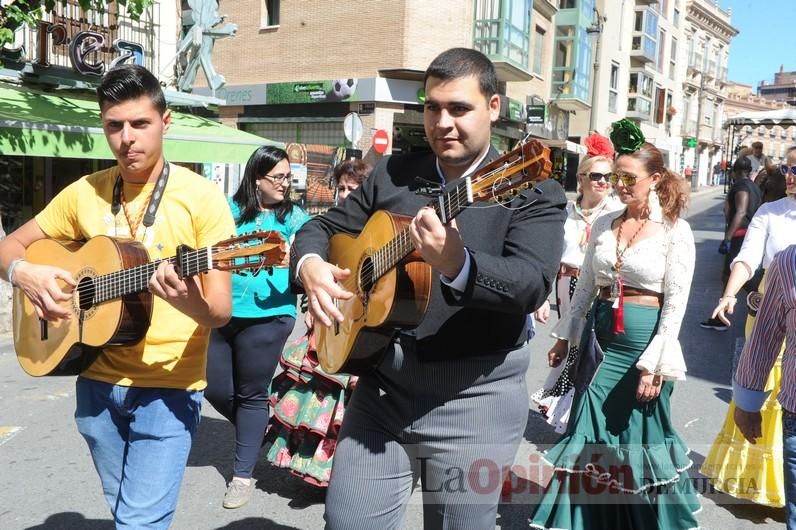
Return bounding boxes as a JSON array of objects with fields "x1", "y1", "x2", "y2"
[
  {"x1": 370, "y1": 178, "x2": 473, "y2": 281},
  {"x1": 92, "y1": 246, "x2": 212, "y2": 304}
]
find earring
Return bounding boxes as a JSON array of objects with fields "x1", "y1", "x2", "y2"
[{"x1": 647, "y1": 184, "x2": 664, "y2": 222}]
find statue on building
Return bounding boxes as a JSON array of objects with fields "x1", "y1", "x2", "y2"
[{"x1": 173, "y1": 0, "x2": 237, "y2": 96}]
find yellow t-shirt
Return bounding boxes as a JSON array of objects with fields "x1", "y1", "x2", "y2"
[{"x1": 35, "y1": 164, "x2": 236, "y2": 390}]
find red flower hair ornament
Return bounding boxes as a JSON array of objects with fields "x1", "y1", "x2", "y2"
[{"x1": 583, "y1": 132, "x2": 615, "y2": 159}]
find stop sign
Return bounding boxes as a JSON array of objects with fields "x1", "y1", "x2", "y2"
[{"x1": 372, "y1": 129, "x2": 390, "y2": 154}]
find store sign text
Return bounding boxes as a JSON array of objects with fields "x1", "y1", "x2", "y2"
[{"x1": 2, "y1": 20, "x2": 144, "y2": 77}]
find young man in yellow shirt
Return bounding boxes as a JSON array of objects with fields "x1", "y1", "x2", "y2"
[{"x1": 0, "y1": 64, "x2": 235, "y2": 528}]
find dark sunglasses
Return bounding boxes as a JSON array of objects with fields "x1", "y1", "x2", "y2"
[
  {"x1": 580, "y1": 172, "x2": 615, "y2": 182},
  {"x1": 780, "y1": 165, "x2": 796, "y2": 176},
  {"x1": 609, "y1": 172, "x2": 650, "y2": 187}
]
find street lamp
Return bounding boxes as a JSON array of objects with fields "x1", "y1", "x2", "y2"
[{"x1": 586, "y1": 7, "x2": 605, "y2": 134}]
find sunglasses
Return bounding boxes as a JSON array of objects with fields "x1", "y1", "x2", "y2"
[
  {"x1": 261, "y1": 172, "x2": 292, "y2": 185},
  {"x1": 609, "y1": 172, "x2": 650, "y2": 187},
  {"x1": 580, "y1": 172, "x2": 614, "y2": 182},
  {"x1": 780, "y1": 165, "x2": 796, "y2": 177}
]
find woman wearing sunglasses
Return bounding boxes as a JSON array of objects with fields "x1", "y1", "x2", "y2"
[
  {"x1": 700, "y1": 145, "x2": 796, "y2": 509},
  {"x1": 530, "y1": 120, "x2": 700, "y2": 530},
  {"x1": 204, "y1": 146, "x2": 310, "y2": 508},
  {"x1": 531, "y1": 134, "x2": 621, "y2": 433}
]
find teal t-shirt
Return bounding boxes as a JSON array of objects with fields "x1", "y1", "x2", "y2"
[{"x1": 228, "y1": 198, "x2": 310, "y2": 319}]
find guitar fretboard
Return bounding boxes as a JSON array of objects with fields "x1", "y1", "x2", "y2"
[
  {"x1": 365, "y1": 178, "x2": 473, "y2": 284},
  {"x1": 80, "y1": 247, "x2": 212, "y2": 305}
]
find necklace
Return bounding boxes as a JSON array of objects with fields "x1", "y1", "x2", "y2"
[
  {"x1": 575, "y1": 198, "x2": 607, "y2": 248},
  {"x1": 120, "y1": 186, "x2": 154, "y2": 241},
  {"x1": 614, "y1": 211, "x2": 649, "y2": 271},
  {"x1": 255, "y1": 209, "x2": 272, "y2": 228}
]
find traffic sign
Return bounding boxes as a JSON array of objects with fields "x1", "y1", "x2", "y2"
[
  {"x1": 343, "y1": 112, "x2": 363, "y2": 143},
  {"x1": 372, "y1": 129, "x2": 390, "y2": 154}
]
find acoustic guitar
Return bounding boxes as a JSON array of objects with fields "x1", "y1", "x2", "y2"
[
  {"x1": 315, "y1": 139, "x2": 553, "y2": 374},
  {"x1": 13, "y1": 231, "x2": 286, "y2": 376}
]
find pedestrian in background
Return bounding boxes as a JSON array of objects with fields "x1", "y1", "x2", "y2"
[
  {"x1": 530, "y1": 122, "x2": 700, "y2": 529},
  {"x1": 205, "y1": 146, "x2": 309, "y2": 509},
  {"x1": 700, "y1": 155, "x2": 762, "y2": 331},
  {"x1": 700, "y1": 145, "x2": 796, "y2": 509},
  {"x1": 530, "y1": 133, "x2": 622, "y2": 433}
]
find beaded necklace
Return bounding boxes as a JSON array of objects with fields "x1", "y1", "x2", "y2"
[{"x1": 610, "y1": 210, "x2": 649, "y2": 334}]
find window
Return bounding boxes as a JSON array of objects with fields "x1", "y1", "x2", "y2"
[
  {"x1": 629, "y1": 70, "x2": 654, "y2": 120},
  {"x1": 473, "y1": 0, "x2": 531, "y2": 68},
  {"x1": 533, "y1": 26, "x2": 545, "y2": 75},
  {"x1": 673, "y1": 7, "x2": 680, "y2": 27},
  {"x1": 657, "y1": 29, "x2": 666, "y2": 72},
  {"x1": 560, "y1": 0, "x2": 576, "y2": 9},
  {"x1": 654, "y1": 87, "x2": 666, "y2": 124},
  {"x1": 609, "y1": 62, "x2": 619, "y2": 113},
  {"x1": 669, "y1": 38, "x2": 677, "y2": 78},
  {"x1": 263, "y1": 0, "x2": 280, "y2": 26}
]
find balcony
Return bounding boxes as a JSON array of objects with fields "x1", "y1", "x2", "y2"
[
  {"x1": 627, "y1": 97, "x2": 652, "y2": 121},
  {"x1": 631, "y1": 35, "x2": 656, "y2": 64},
  {"x1": 635, "y1": 0, "x2": 657, "y2": 4},
  {"x1": 474, "y1": 17, "x2": 532, "y2": 82}
]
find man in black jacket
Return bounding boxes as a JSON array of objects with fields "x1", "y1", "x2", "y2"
[{"x1": 291, "y1": 48, "x2": 566, "y2": 529}]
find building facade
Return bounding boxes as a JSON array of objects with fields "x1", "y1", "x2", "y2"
[
  {"x1": 681, "y1": 0, "x2": 737, "y2": 186},
  {"x1": 193, "y1": 0, "x2": 584, "y2": 186},
  {"x1": 758, "y1": 66, "x2": 796, "y2": 107},
  {"x1": 576, "y1": 0, "x2": 688, "y2": 171}
]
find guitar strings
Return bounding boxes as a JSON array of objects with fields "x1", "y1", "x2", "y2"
[{"x1": 338, "y1": 158, "x2": 545, "y2": 293}]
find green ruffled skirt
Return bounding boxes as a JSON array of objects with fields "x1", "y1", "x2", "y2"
[{"x1": 529, "y1": 300, "x2": 701, "y2": 530}]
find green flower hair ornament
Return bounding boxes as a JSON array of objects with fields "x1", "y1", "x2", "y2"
[{"x1": 609, "y1": 118, "x2": 646, "y2": 155}]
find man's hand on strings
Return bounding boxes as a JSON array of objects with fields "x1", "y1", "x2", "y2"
[
  {"x1": 299, "y1": 257, "x2": 353, "y2": 328},
  {"x1": 409, "y1": 207, "x2": 466, "y2": 279}
]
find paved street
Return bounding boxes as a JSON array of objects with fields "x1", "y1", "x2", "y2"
[{"x1": 0, "y1": 186, "x2": 788, "y2": 530}]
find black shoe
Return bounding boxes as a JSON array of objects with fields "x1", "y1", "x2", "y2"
[{"x1": 699, "y1": 317, "x2": 729, "y2": 331}]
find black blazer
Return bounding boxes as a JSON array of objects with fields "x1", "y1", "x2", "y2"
[{"x1": 290, "y1": 148, "x2": 567, "y2": 361}]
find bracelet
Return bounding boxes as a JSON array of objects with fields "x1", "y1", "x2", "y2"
[
  {"x1": 719, "y1": 295, "x2": 736, "y2": 301},
  {"x1": 7, "y1": 258, "x2": 24, "y2": 287}
]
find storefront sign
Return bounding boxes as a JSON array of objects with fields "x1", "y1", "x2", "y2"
[
  {"x1": 1, "y1": 20, "x2": 144, "y2": 76},
  {"x1": 267, "y1": 79, "x2": 359, "y2": 104},
  {"x1": 526, "y1": 105, "x2": 547, "y2": 125}
]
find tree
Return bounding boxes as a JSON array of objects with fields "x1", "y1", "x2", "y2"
[{"x1": 0, "y1": 1, "x2": 154, "y2": 50}]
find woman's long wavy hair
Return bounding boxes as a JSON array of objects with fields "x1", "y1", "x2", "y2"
[
  {"x1": 232, "y1": 146, "x2": 296, "y2": 226},
  {"x1": 617, "y1": 142, "x2": 689, "y2": 222}
]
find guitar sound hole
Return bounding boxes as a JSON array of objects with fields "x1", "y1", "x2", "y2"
[
  {"x1": 360, "y1": 256, "x2": 375, "y2": 293},
  {"x1": 77, "y1": 276, "x2": 95, "y2": 310}
]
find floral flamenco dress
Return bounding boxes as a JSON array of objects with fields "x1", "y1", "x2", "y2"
[
  {"x1": 529, "y1": 211, "x2": 701, "y2": 530},
  {"x1": 264, "y1": 333, "x2": 358, "y2": 487}
]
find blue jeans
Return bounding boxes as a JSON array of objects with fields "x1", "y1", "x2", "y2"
[
  {"x1": 75, "y1": 377, "x2": 202, "y2": 529},
  {"x1": 784, "y1": 409, "x2": 796, "y2": 530}
]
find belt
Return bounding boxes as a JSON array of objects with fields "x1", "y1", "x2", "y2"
[{"x1": 599, "y1": 286, "x2": 663, "y2": 308}]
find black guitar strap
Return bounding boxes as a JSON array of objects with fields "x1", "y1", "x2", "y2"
[{"x1": 111, "y1": 160, "x2": 171, "y2": 228}]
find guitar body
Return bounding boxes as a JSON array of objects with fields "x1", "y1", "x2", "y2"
[
  {"x1": 13, "y1": 236, "x2": 153, "y2": 376},
  {"x1": 316, "y1": 210, "x2": 431, "y2": 374}
]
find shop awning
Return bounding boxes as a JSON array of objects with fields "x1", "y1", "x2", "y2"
[
  {"x1": 724, "y1": 109, "x2": 796, "y2": 128},
  {"x1": 0, "y1": 83, "x2": 279, "y2": 163},
  {"x1": 543, "y1": 139, "x2": 587, "y2": 155}
]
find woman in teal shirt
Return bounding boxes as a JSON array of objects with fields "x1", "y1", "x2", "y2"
[{"x1": 205, "y1": 146, "x2": 309, "y2": 509}]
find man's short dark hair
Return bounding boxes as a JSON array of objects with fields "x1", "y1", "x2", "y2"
[
  {"x1": 733, "y1": 155, "x2": 752, "y2": 174},
  {"x1": 424, "y1": 48, "x2": 498, "y2": 99},
  {"x1": 752, "y1": 141, "x2": 764, "y2": 149},
  {"x1": 97, "y1": 64, "x2": 166, "y2": 114}
]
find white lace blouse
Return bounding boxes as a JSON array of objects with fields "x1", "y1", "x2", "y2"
[{"x1": 551, "y1": 209, "x2": 696, "y2": 381}]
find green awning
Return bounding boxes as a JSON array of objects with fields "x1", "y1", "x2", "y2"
[{"x1": 0, "y1": 83, "x2": 279, "y2": 163}]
